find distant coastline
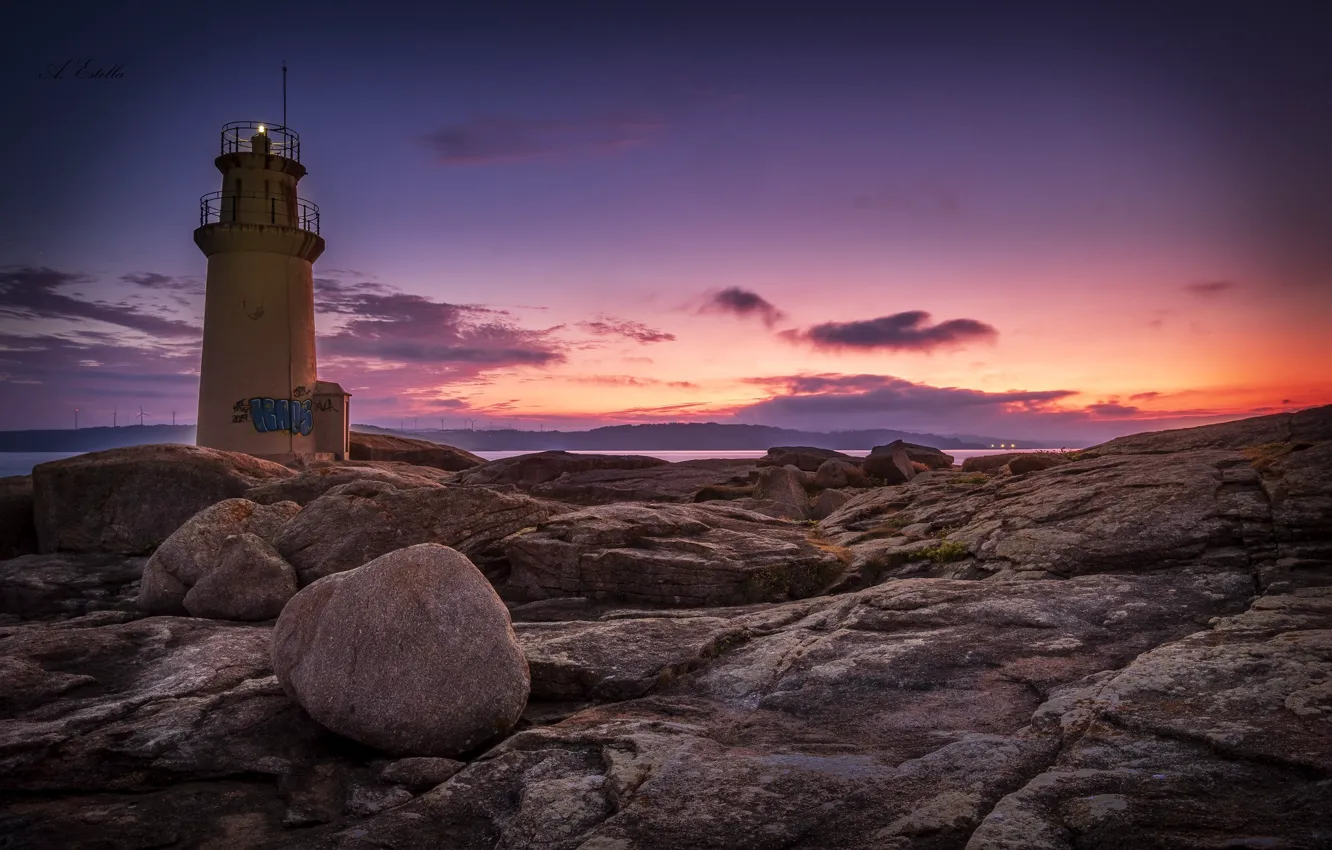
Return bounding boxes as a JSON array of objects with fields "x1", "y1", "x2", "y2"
[{"x1": 0, "y1": 422, "x2": 1052, "y2": 454}]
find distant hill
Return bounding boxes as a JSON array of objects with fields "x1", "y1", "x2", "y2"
[
  {"x1": 0, "y1": 421, "x2": 1050, "y2": 453},
  {"x1": 348, "y1": 422, "x2": 1047, "y2": 451},
  {"x1": 0, "y1": 425, "x2": 196, "y2": 452}
]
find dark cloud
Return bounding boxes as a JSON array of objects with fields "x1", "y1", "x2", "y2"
[
  {"x1": 784, "y1": 311, "x2": 997, "y2": 352},
  {"x1": 313, "y1": 275, "x2": 564, "y2": 371},
  {"x1": 422, "y1": 115, "x2": 664, "y2": 165},
  {"x1": 0, "y1": 266, "x2": 199, "y2": 338},
  {"x1": 739, "y1": 374, "x2": 1074, "y2": 421},
  {"x1": 120, "y1": 272, "x2": 203, "y2": 295},
  {"x1": 1129, "y1": 391, "x2": 1161, "y2": 401},
  {"x1": 697, "y1": 287, "x2": 786, "y2": 327},
  {"x1": 323, "y1": 301, "x2": 563, "y2": 366},
  {"x1": 1184, "y1": 280, "x2": 1236, "y2": 297},
  {"x1": 726, "y1": 372, "x2": 1276, "y2": 443},
  {"x1": 577, "y1": 316, "x2": 675, "y2": 344},
  {"x1": 852, "y1": 179, "x2": 963, "y2": 218}
]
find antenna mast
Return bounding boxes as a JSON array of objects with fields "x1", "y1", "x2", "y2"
[{"x1": 282, "y1": 61, "x2": 288, "y2": 129}]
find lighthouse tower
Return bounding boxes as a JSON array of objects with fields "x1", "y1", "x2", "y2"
[{"x1": 194, "y1": 121, "x2": 336, "y2": 461}]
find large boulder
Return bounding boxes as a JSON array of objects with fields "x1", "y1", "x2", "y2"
[
  {"x1": 348, "y1": 431, "x2": 484, "y2": 472},
  {"x1": 812, "y1": 458, "x2": 870, "y2": 489},
  {"x1": 245, "y1": 464, "x2": 447, "y2": 506},
  {"x1": 31, "y1": 444, "x2": 295, "y2": 555},
  {"x1": 811, "y1": 488, "x2": 853, "y2": 521},
  {"x1": 1007, "y1": 453, "x2": 1071, "y2": 475},
  {"x1": 182, "y1": 533, "x2": 298, "y2": 621},
  {"x1": 0, "y1": 475, "x2": 37, "y2": 559},
  {"x1": 528, "y1": 459, "x2": 757, "y2": 506},
  {"x1": 272, "y1": 480, "x2": 551, "y2": 585},
  {"x1": 753, "y1": 465, "x2": 811, "y2": 519},
  {"x1": 271, "y1": 544, "x2": 529, "y2": 757},
  {"x1": 961, "y1": 452, "x2": 1026, "y2": 473},
  {"x1": 861, "y1": 440, "x2": 916, "y2": 484},
  {"x1": 757, "y1": 446, "x2": 860, "y2": 473},
  {"x1": 505, "y1": 502, "x2": 845, "y2": 606},
  {"x1": 139, "y1": 498, "x2": 301, "y2": 615},
  {"x1": 899, "y1": 442, "x2": 955, "y2": 470},
  {"x1": 457, "y1": 451, "x2": 669, "y2": 488}
]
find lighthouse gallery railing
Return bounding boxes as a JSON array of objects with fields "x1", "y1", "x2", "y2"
[
  {"x1": 220, "y1": 121, "x2": 301, "y2": 161},
  {"x1": 198, "y1": 190, "x2": 321, "y2": 235}
]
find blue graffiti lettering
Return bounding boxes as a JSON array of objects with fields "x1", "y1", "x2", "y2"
[
  {"x1": 260, "y1": 397, "x2": 278, "y2": 432},
  {"x1": 246, "y1": 397, "x2": 315, "y2": 435},
  {"x1": 294, "y1": 399, "x2": 313, "y2": 435}
]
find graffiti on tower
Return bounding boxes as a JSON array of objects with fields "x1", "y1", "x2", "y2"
[{"x1": 232, "y1": 397, "x2": 314, "y2": 435}]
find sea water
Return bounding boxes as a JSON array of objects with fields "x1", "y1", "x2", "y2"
[{"x1": 0, "y1": 452, "x2": 84, "y2": 477}]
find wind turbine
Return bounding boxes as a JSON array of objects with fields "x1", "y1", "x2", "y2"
[
  {"x1": 113, "y1": 406, "x2": 117, "y2": 428},
  {"x1": 136, "y1": 406, "x2": 148, "y2": 426}
]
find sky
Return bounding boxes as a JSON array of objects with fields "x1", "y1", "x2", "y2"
[{"x1": 0, "y1": 0, "x2": 1329, "y2": 443}]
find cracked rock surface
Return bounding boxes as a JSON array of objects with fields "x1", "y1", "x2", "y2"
[{"x1": 0, "y1": 406, "x2": 1329, "y2": 848}]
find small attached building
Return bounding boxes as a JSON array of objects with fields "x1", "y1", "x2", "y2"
[{"x1": 313, "y1": 380, "x2": 351, "y2": 460}]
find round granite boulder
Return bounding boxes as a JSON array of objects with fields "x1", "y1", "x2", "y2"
[
  {"x1": 271, "y1": 543, "x2": 530, "y2": 757},
  {"x1": 182, "y1": 533, "x2": 298, "y2": 621},
  {"x1": 139, "y1": 498, "x2": 301, "y2": 615},
  {"x1": 862, "y1": 441, "x2": 917, "y2": 484}
]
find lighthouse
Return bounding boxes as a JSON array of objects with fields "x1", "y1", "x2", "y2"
[{"x1": 193, "y1": 121, "x2": 350, "y2": 461}]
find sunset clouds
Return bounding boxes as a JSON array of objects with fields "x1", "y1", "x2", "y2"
[
  {"x1": 2, "y1": 2, "x2": 1329, "y2": 437},
  {"x1": 696, "y1": 288, "x2": 786, "y2": 327},
  {"x1": 783, "y1": 312, "x2": 998, "y2": 353},
  {"x1": 0, "y1": 267, "x2": 199, "y2": 339},
  {"x1": 576, "y1": 316, "x2": 675, "y2": 344}
]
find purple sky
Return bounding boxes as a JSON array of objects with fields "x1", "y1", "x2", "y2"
[{"x1": 1, "y1": 1, "x2": 1330, "y2": 442}]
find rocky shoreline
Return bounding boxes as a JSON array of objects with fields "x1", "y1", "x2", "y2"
[{"x1": 1, "y1": 409, "x2": 1329, "y2": 848}]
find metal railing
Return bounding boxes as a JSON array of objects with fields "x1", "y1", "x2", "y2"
[
  {"x1": 199, "y1": 190, "x2": 320, "y2": 234},
  {"x1": 220, "y1": 121, "x2": 301, "y2": 162}
]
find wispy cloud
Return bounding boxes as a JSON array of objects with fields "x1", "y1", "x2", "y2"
[
  {"x1": 0, "y1": 266, "x2": 199, "y2": 338},
  {"x1": 577, "y1": 315, "x2": 675, "y2": 344},
  {"x1": 422, "y1": 114, "x2": 665, "y2": 165},
  {"x1": 120, "y1": 272, "x2": 204, "y2": 295},
  {"x1": 1184, "y1": 280, "x2": 1236, "y2": 298},
  {"x1": 567, "y1": 374, "x2": 697, "y2": 388},
  {"x1": 1085, "y1": 402, "x2": 1139, "y2": 417},
  {"x1": 852, "y1": 178, "x2": 964, "y2": 219}
]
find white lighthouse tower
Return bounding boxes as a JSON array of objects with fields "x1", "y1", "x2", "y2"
[{"x1": 193, "y1": 120, "x2": 349, "y2": 461}]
